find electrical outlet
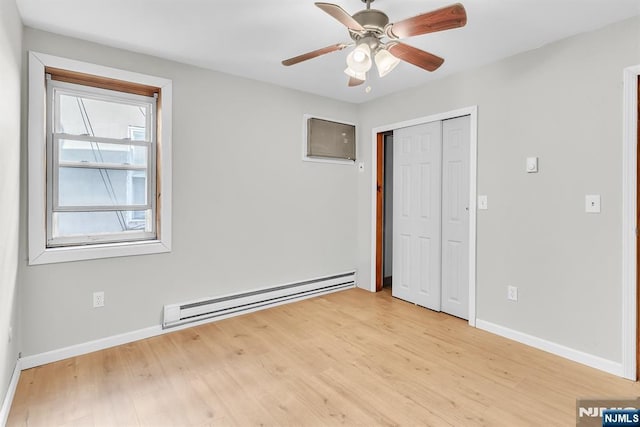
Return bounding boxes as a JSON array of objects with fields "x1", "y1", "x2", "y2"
[
  {"x1": 93, "y1": 291, "x2": 105, "y2": 308},
  {"x1": 507, "y1": 286, "x2": 518, "y2": 302}
]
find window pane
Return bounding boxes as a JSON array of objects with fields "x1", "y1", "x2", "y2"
[
  {"x1": 58, "y1": 167, "x2": 148, "y2": 207},
  {"x1": 59, "y1": 139, "x2": 148, "y2": 166},
  {"x1": 131, "y1": 176, "x2": 146, "y2": 219},
  {"x1": 51, "y1": 210, "x2": 152, "y2": 238},
  {"x1": 128, "y1": 126, "x2": 146, "y2": 141},
  {"x1": 57, "y1": 93, "x2": 150, "y2": 140}
]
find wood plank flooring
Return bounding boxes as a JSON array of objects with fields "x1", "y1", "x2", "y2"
[{"x1": 8, "y1": 288, "x2": 640, "y2": 426}]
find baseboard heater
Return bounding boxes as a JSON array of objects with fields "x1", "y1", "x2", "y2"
[{"x1": 162, "y1": 271, "x2": 356, "y2": 329}]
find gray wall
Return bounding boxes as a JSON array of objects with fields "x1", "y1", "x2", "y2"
[
  {"x1": 19, "y1": 28, "x2": 358, "y2": 356},
  {"x1": 14, "y1": 15, "x2": 640, "y2": 370},
  {"x1": 356, "y1": 16, "x2": 640, "y2": 362},
  {"x1": 0, "y1": 0, "x2": 22, "y2": 406}
]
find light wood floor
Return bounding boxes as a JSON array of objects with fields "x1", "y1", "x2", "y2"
[{"x1": 8, "y1": 288, "x2": 640, "y2": 426}]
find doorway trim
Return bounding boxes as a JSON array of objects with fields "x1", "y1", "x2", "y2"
[
  {"x1": 369, "y1": 105, "x2": 478, "y2": 327},
  {"x1": 622, "y1": 64, "x2": 640, "y2": 380}
]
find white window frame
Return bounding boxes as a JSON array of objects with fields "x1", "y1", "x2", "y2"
[
  {"x1": 28, "y1": 51, "x2": 173, "y2": 265},
  {"x1": 47, "y1": 80, "x2": 156, "y2": 246}
]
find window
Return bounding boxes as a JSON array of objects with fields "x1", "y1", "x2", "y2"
[
  {"x1": 28, "y1": 52, "x2": 172, "y2": 264},
  {"x1": 46, "y1": 79, "x2": 156, "y2": 246}
]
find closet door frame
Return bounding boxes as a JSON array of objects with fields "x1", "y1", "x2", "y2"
[{"x1": 370, "y1": 105, "x2": 478, "y2": 327}]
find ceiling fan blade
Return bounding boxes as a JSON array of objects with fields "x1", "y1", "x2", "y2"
[
  {"x1": 387, "y1": 42, "x2": 444, "y2": 72},
  {"x1": 348, "y1": 77, "x2": 365, "y2": 87},
  {"x1": 315, "y1": 2, "x2": 365, "y2": 32},
  {"x1": 282, "y1": 43, "x2": 348, "y2": 66},
  {"x1": 388, "y1": 3, "x2": 467, "y2": 39}
]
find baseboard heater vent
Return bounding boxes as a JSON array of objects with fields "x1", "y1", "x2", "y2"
[{"x1": 162, "y1": 271, "x2": 356, "y2": 329}]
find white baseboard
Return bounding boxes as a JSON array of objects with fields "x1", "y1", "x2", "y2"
[
  {"x1": 20, "y1": 280, "x2": 355, "y2": 370},
  {"x1": 20, "y1": 320, "x2": 233, "y2": 371},
  {"x1": 19, "y1": 315, "x2": 264, "y2": 370},
  {"x1": 476, "y1": 319, "x2": 624, "y2": 378},
  {"x1": 20, "y1": 325, "x2": 163, "y2": 370},
  {"x1": 1, "y1": 359, "x2": 21, "y2": 427}
]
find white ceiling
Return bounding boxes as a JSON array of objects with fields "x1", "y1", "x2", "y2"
[{"x1": 16, "y1": 0, "x2": 640, "y2": 104}]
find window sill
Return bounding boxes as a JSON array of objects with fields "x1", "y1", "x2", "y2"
[
  {"x1": 29, "y1": 239, "x2": 171, "y2": 265},
  {"x1": 302, "y1": 156, "x2": 356, "y2": 165}
]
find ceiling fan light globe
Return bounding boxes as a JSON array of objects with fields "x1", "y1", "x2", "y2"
[
  {"x1": 344, "y1": 67, "x2": 366, "y2": 81},
  {"x1": 353, "y1": 50, "x2": 367, "y2": 63},
  {"x1": 346, "y1": 44, "x2": 372, "y2": 73},
  {"x1": 375, "y1": 49, "x2": 401, "y2": 77}
]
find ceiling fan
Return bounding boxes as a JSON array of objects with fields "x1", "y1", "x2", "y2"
[{"x1": 282, "y1": 0, "x2": 467, "y2": 87}]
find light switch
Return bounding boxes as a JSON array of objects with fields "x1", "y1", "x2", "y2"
[
  {"x1": 585, "y1": 194, "x2": 601, "y2": 213},
  {"x1": 478, "y1": 195, "x2": 488, "y2": 210},
  {"x1": 526, "y1": 157, "x2": 538, "y2": 173}
]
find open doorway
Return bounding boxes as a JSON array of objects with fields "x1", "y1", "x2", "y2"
[
  {"x1": 378, "y1": 132, "x2": 394, "y2": 291},
  {"x1": 374, "y1": 132, "x2": 394, "y2": 292}
]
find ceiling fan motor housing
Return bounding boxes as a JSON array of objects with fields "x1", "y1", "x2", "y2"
[{"x1": 352, "y1": 9, "x2": 389, "y2": 36}]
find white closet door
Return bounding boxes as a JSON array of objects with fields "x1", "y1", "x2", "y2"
[
  {"x1": 440, "y1": 116, "x2": 470, "y2": 319},
  {"x1": 392, "y1": 121, "x2": 442, "y2": 310}
]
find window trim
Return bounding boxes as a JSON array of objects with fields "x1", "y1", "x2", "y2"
[{"x1": 28, "y1": 51, "x2": 172, "y2": 265}]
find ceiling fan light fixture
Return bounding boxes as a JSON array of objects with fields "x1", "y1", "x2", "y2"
[
  {"x1": 374, "y1": 48, "x2": 400, "y2": 78},
  {"x1": 344, "y1": 67, "x2": 366, "y2": 81},
  {"x1": 281, "y1": 2, "x2": 468, "y2": 88},
  {"x1": 346, "y1": 43, "x2": 372, "y2": 73}
]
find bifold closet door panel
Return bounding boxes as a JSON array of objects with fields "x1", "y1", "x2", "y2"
[
  {"x1": 441, "y1": 115, "x2": 471, "y2": 320},
  {"x1": 392, "y1": 121, "x2": 442, "y2": 311}
]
